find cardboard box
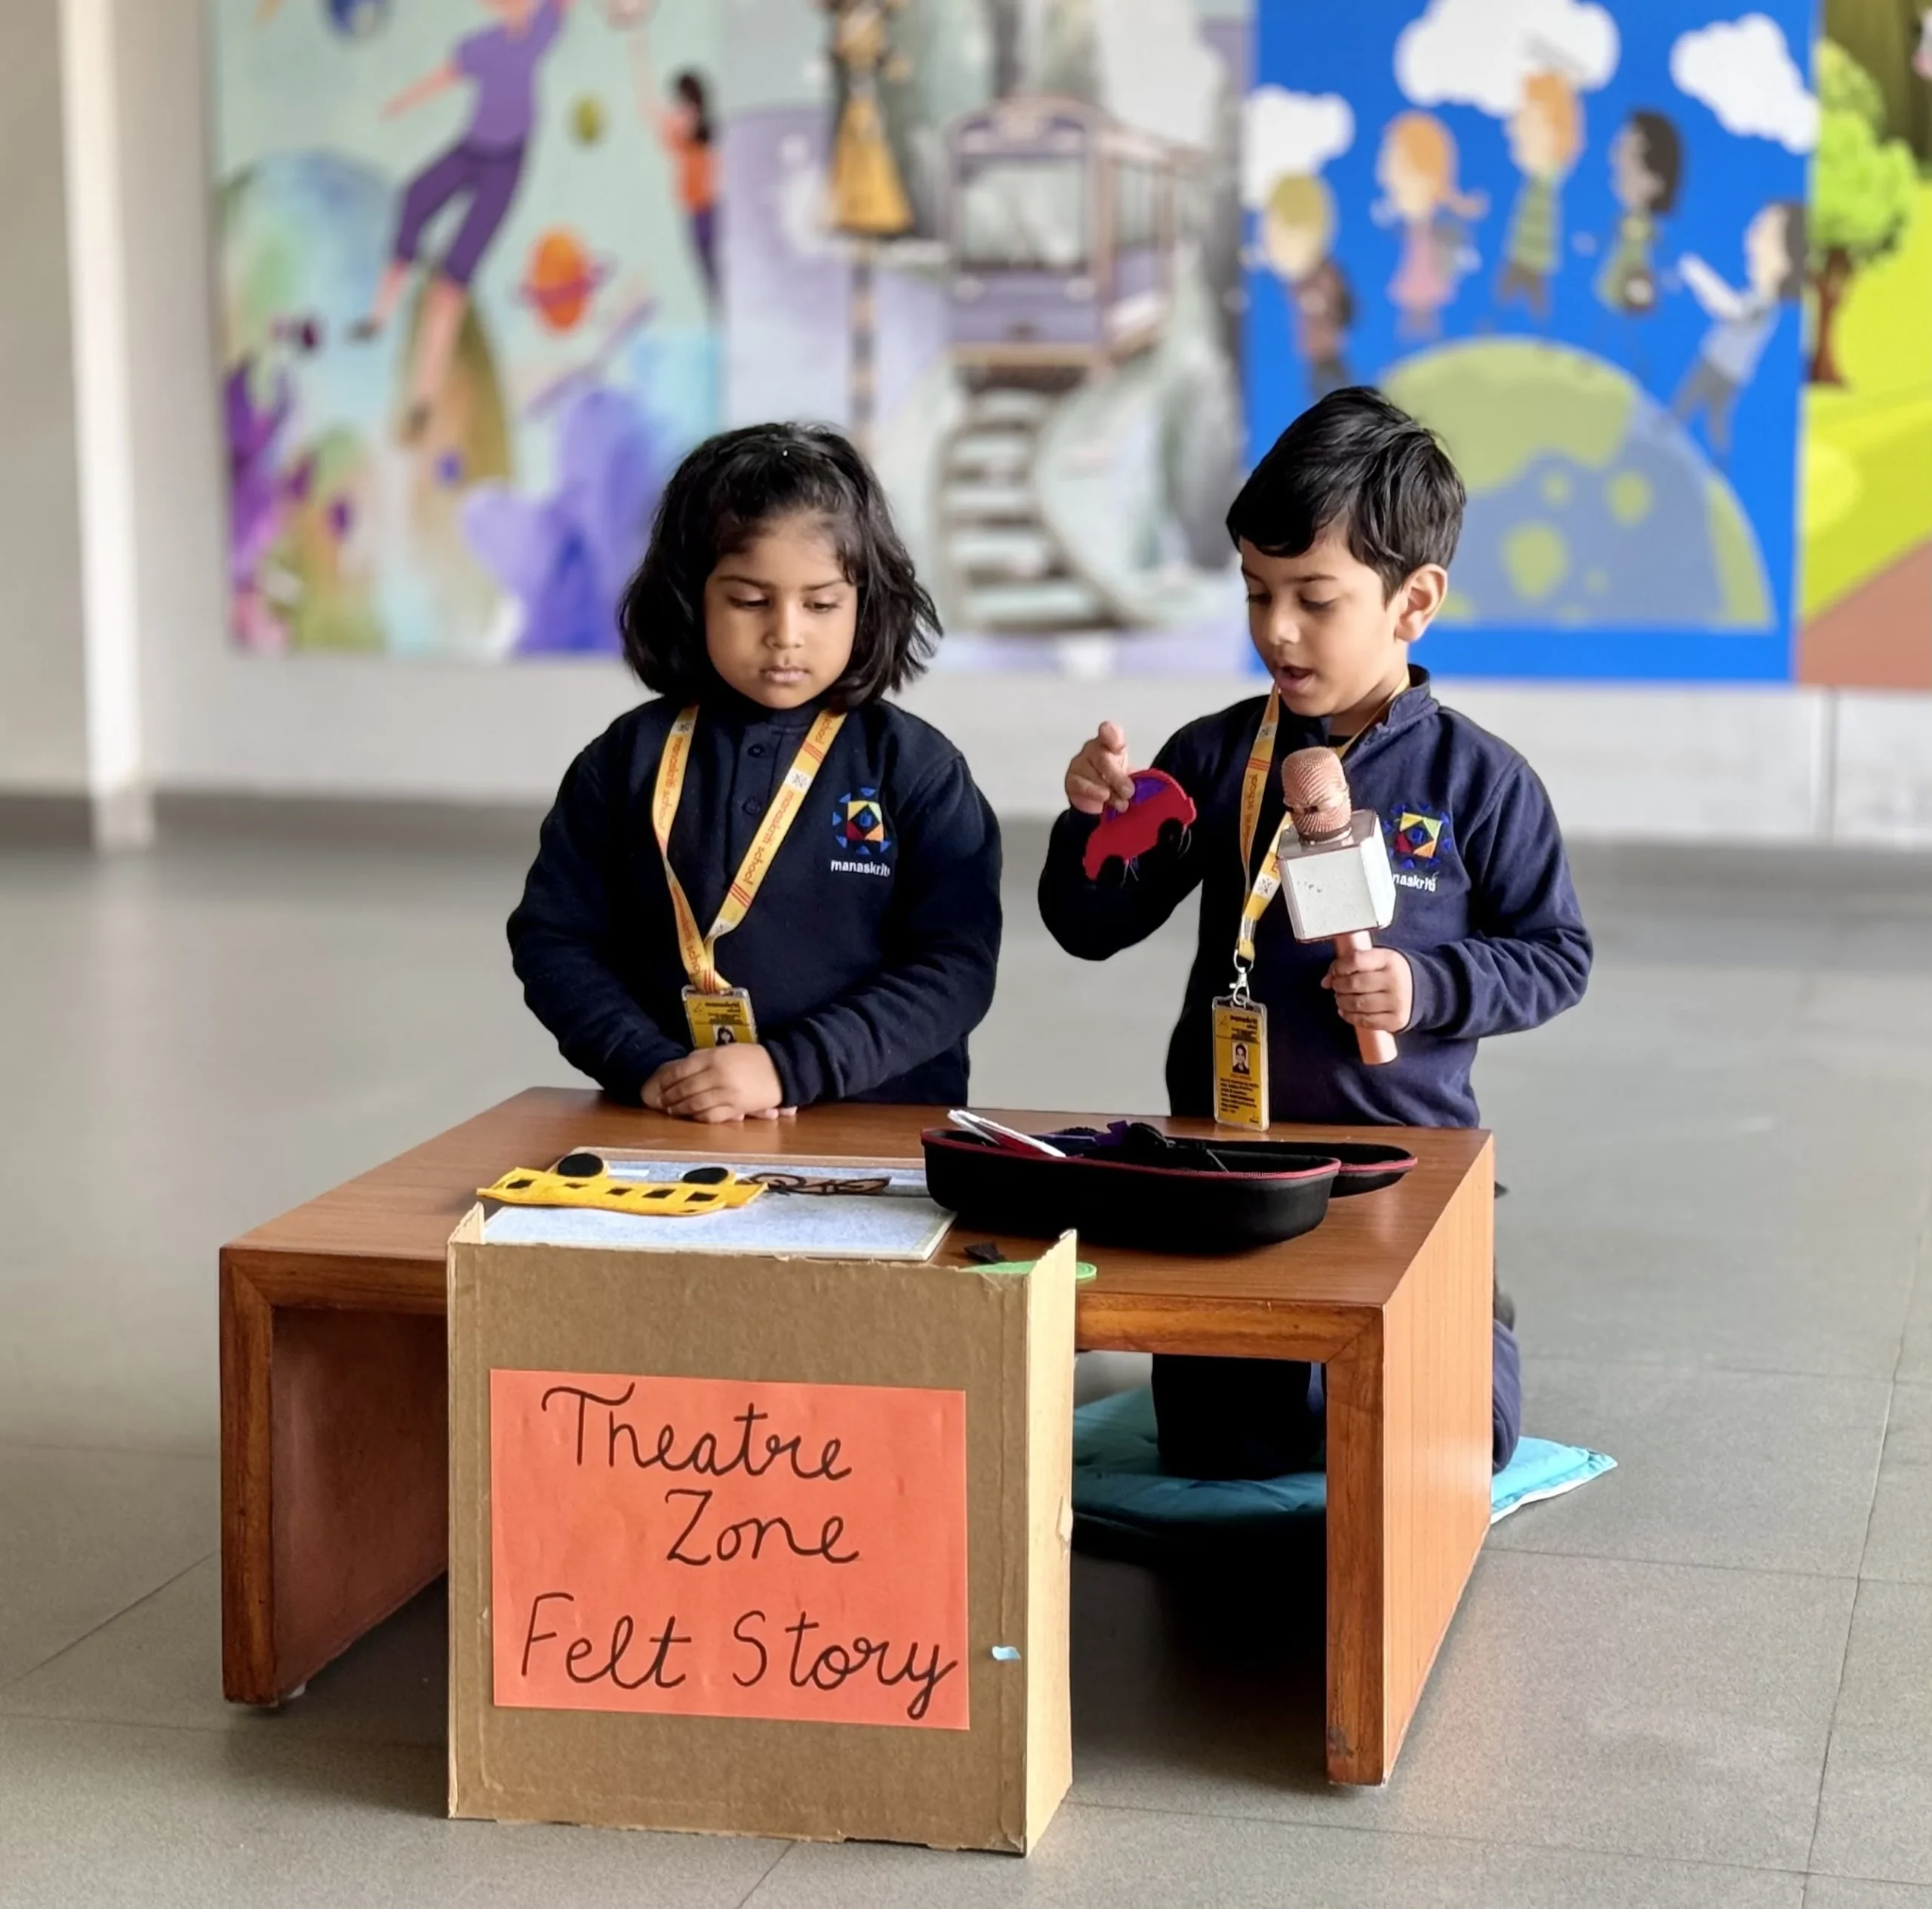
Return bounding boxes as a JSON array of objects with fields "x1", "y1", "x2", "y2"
[{"x1": 447, "y1": 1213, "x2": 1075, "y2": 1854}]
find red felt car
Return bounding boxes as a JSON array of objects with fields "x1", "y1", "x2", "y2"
[{"x1": 1084, "y1": 770, "x2": 1198, "y2": 881}]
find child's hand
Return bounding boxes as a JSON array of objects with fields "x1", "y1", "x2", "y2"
[
  {"x1": 1066, "y1": 722, "x2": 1136, "y2": 816},
  {"x1": 648, "y1": 1046, "x2": 792, "y2": 1124},
  {"x1": 1323, "y1": 945, "x2": 1414, "y2": 1034}
]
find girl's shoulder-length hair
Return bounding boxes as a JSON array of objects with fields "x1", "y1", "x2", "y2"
[{"x1": 617, "y1": 422, "x2": 940, "y2": 708}]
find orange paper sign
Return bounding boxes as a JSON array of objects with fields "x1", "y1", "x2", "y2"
[{"x1": 489, "y1": 1370, "x2": 970, "y2": 1729}]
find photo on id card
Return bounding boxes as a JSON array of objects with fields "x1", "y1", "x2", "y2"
[
  {"x1": 1212, "y1": 998, "x2": 1268, "y2": 1129},
  {"x1": 684, "y1": 987, "x2": 758, "y2": 1050}
]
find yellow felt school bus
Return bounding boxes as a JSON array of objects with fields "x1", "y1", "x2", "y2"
[{"x1": 478, "y1": 1157, "x2": 765, "y2": 1218}]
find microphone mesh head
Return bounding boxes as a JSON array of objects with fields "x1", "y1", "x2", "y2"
[{"x1": 1281, "y1": 746, "x2": 1352, "y2": 843}]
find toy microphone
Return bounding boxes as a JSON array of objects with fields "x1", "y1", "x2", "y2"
[{"x1": 1278, "y1": 748, "x2": 1399, "y2": 1066}]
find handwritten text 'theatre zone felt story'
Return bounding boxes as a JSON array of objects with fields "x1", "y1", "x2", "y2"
[{"x1": 488, "y1": 1370, "x2": 970, "y2": 1729}]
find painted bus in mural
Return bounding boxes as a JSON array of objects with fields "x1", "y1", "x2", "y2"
[
  {"x1": 942, "y1": 96, "x2": 1183, "y2": 374},
  {"x1": 932, "y1": 94, "x2": 1207, "y2": 637}
]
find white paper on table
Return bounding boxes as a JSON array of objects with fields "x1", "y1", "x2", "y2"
[{"x1": 479, "y1": 1154, "x2": 952, "y2": 1260}]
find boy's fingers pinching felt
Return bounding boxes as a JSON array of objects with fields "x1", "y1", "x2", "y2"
[
  {"x1": 1085, "y1": 727, "x2": 1134, "y2": 800},
  {"x1": 1066, "y1": 774, "x2": 1114, "y2": 816}
]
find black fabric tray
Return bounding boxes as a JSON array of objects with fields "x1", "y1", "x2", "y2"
[
  {"x1": 921, "y1": 1127, "x2": 1342, "y2": 1256},
  {"x1": 1036, "y1": 1125, "x2": 1418, "y2": 1199},
  {"x1": 1306, "y1": 1139, "x2": 1419, "y2": 1197}
]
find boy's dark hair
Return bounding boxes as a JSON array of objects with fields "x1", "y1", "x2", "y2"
[
  {"x1": 1629, "y1": 109, "x2": 1683, "y2": 217},
  {"x1": 619, "y1": 422, "x2": 939, "y2": 706},
  {"x1": 1226, "y1": 386, "x2": 1466, "y2": 600}
]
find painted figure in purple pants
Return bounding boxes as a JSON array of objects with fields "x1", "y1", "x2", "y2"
[{"x1": 352, "y1": 0, "x2": 578, "y2": 439}]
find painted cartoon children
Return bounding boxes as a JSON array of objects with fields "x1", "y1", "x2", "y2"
[
  {"x1": 1497, "y1": 71, "x2": 1583, "y2": 321},
  {"x1": 1376, "y1": 112, "x2": 1487, "y2": 341},
  {"x1": 1673, "y1": 201, "x2": 1807, "y2": 460},
  {"x1": 1263, "y1": 174, "x2": 1354, "y2": 401},
  {"x1": 626, "y1": 6, "x2": 719, "y2": 301},
  {"x1": 1596, "y1": 110, "x2": 1682, "y2": 317},
  {"x1": 352, "y1": 0, "x2": 578, "y2": 441}
]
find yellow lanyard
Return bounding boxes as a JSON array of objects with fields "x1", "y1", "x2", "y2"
[
  {"x1": 1236, "y1": 687, "x2": 1283, "y2": 888},
  {"x1": 1229, "y1": 687, "x2": 1398, "y2": 982},
  {"x1": 651, "y1": 704, "x2": 845, "y2": 994}
]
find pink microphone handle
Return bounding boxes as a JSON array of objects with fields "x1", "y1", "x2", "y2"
[{"x1": 1333, "y1": 930, "x2": 1398, "y2": 1067}]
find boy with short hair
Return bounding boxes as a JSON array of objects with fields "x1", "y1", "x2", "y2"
[{"x1": 1039, "y1": 387, "x2": 1592, "y2": 1479}]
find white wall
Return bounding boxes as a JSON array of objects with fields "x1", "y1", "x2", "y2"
[
  {"x1": 0, "y1": 0, "x2": 90, "y2": 796},
  {"x1": 80, "y1": 0, "x2": 1932, "y2": 844}
]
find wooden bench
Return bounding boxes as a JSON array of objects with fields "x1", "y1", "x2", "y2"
[{"x1": 220, "y1": 1087, "x2": 1493, "y2": 1784}]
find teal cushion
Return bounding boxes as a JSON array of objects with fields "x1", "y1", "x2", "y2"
[{"x1": 1072, "y1": 1387, "x2": 1614, "y2": 1545}]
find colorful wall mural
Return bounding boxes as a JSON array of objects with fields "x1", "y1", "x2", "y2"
[
  {"x1": 215, "y1": 0, "x2": 721, "y2": 659},
  {"x1": 725, "y1": 0, "x2": 1254, "y2": 674},
  {"x1": 1247, "y1": 0, "x2": 1816, "y2": 683},
  {"x1": 1795, "y1": 0, "x2": 1932, "y2": 687},
  {"x1": 213, "y1": 0, "x2": 1932, "y2": 687}
]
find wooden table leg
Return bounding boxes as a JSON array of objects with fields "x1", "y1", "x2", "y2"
[
  {"x1": 1321, "y1": 1147, "x2": 1494, "y2": 1784},
  {"x1": 220, "y1": 1258, "x2": 278, "y2": 1702},
  {"x1": 222, "y1": 1258, "x2": 449, "y2": 1704}
]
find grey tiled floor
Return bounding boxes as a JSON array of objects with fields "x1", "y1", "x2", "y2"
[{"x1": 2, "y1": 827, "x2": 1931, "y2": 1907}]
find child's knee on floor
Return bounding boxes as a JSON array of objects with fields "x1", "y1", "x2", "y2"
[{"x1": 1153, "y1": 1323, "x2": 1524, "y2": 1480}]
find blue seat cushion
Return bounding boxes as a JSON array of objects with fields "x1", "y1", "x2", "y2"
[{"x1": 1072, "y1": 1386, "x2": 1613, "y2": 1548}]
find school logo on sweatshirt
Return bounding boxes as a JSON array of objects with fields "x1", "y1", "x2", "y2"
[
  {"x1": 830, "y1": 789, "x2": 893, "y2": 876},
  {"x1": 1386, "y1": 807, "x2": 1451, "y2": 892}
]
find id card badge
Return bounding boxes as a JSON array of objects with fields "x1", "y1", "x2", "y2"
[
  {"x1": 683, "y1": 986, "x2": 758, "y2": 1050},
  {"x1": 1211, "y1": 996, "x2": 1269, "y2": 1130}
]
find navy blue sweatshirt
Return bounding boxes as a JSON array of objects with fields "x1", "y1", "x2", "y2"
[
  {"x1": 509, "y1": 690, "x2": 1002, "y2": 1108},
  {"x1": 1038, "y1": 670, "x2": 1591, "y2": 1127}
]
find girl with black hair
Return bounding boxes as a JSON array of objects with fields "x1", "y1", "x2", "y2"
[
  {"x1": 509, "y1": 423, "x2": 1001, "y2": 1123},
  {"x1": 626, "y1": 3, "x2": 718, "y2": 300},
  {"x1": 1597, "y1": 109, "x2": 1683, "y2": 318}
]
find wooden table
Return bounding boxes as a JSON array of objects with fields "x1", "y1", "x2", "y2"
[{"x1": 220, "y1": 1088, "x2": 1493, "y2": 1785}]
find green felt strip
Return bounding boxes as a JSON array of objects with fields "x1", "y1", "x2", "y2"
[{"x1": 972, "y1": 1260, "x2": 1098, "y2": 1283}]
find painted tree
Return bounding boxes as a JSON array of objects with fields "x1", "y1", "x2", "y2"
[
  {"x1": 1823, "y1": 0, "x2": 1932, "y2": 164},
  {"x1": 1810, "y1": 40, "x2": 1920, "y2": 384}
]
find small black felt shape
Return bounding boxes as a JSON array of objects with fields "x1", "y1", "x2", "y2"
[{"x1": 964, "y1": 1241, "x2": 1007, "y2": 1265}]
